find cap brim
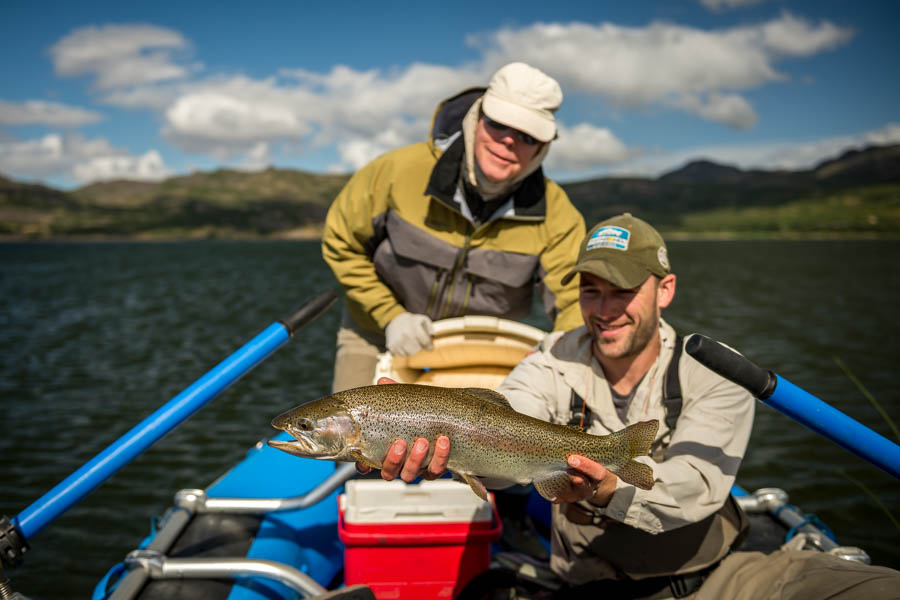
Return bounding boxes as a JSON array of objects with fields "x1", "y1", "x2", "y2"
[
  {"x1": 483, "y1": 93, "x2": 556, "y2": 142},
  {"x1": 561, "y1": 258, "x2": 652, "y2": 290}
]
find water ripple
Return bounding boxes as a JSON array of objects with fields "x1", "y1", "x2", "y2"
[{"x1": 1, "y1": 240, "x2": 898, "y2": 599}]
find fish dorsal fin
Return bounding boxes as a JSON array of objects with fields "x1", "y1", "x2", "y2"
[{"x1": 463, "y1": 388, "x2": 513, "y2": 409}]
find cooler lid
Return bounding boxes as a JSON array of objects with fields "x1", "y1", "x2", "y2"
[{"x1": 341, "y1": 479, "x2": 494, "y2": 524}]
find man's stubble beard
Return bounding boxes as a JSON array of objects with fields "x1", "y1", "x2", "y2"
[{"x1": 595, "y1": 310, "x2": 659, "y2": 360}]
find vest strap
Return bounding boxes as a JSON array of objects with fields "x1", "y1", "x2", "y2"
[
  {"x1": 568, "y1": 389, "x2": 592, "y2": 430},
  {"x1": 662, "y1": 334, "x2": 684, "y2": 434}
]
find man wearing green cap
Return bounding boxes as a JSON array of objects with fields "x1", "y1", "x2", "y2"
[
  {"x1": 374, "y1": 213, "x2": 900, "y2": 598},
  {"x1": 486, "y1": 212, "x2": 753, "y2": 597},
  {"x1": 376, "y1": 212, "x2": 753, "y2": 592},
  {"x1": 492, "y1": 213, "x2": 900, "y2": 598}
]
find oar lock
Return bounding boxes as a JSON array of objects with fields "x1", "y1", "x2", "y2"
[{"x1": 0, "y1": 515, "x2": 28, "y2": 569}]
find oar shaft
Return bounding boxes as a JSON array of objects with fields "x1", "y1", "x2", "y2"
[
  {"x1": 766, "y1": 375, "x2": 900, "y2": 480},
  {"x1": 685, "y1": 334, "x2": 900, "y2": 481},
  {"x1": 14, "y1": 290, "x2": 337, "y2": 541}
]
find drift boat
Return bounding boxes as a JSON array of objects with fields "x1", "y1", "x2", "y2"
[{"x1": 3, "y1": 291, "x2": 897, "y2": 600}]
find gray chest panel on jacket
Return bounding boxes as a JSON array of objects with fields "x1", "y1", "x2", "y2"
[{"x1": 372, "y1": 210, "x2": 539, "y2": 320}]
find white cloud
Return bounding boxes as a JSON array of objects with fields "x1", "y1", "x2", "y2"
[
  {"x1": 335, "y1": 138, "x2": 390, "y2": 172},
  {"x1": 159, "y1": 64, "x2": 477, "y2": 163},
  {"x1": 470, "y1": 13, "x2": 853, "y2": 130},
  {"x1": 700, "y1": 0, "x2": 765, "y2": 12},
  {"x1": 244, "y1": 142, "x2": 271, "y2": 168},
  {"x1": 604, "y1": 122, "x2": 900, "y2": 178},
  {"x1": 143, "y1": 11, "x2": 851, "y2": 165},
  {"x1": 865, "y1": 123, "x2": 900, "y2": 146},
  {"x1": 545, "y1": 123, "x2": 631, "y2": 172},
  {"x1": 72, "y1": 149, "x2": 172, "y2": 182},
  {"x1": 164, "y1": 88, "x2": 313, "y2": 156},
  {"x1": 0, "y1": 134, "x2": 108, "y2": 176},
  {"x1": 49, "y1": 24, "x2": 193, "y2": 89},
  {"x1": 23, "y1": 14, "x2": 862, "y2": 180},
  {"x1": 0, "y1": 133, "x2": 171, "y2": 183},
  {"x1": 283, "y1": 63, "x2": 482, "y2": 136},
  {"x1": 332, "y1": 123, "x2": 427, "y2": 170},
  {"x1": 102, "y1": 81, "x2": 188, "y2": 111},
  {"x1": 0, "y1": 100, "x2": 103, "y2": 127},
  {"x1": 751, "y1": 12, "x2": 855, "y2": 57},
  {"x1": 670, "y1": 92, "x2": 758, "y2": 129}
]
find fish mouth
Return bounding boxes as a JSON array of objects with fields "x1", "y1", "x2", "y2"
[
  {"x1": 267, "y1": 438, "x2": 313, "y2": 457},
  {"x1": 267, "y1": 432, "x2": 339, "y2": 459}
]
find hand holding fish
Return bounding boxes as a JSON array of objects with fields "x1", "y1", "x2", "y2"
[
  {"x1": 373, "y1": 439, "x2": 617, "y2": 505},
  {"x1": 354, "y1": 377, "x2": 451, "y2": 482},
  {"x1": 557, "y1": 455, "x2": 618, "y2": 506},
  {"x1": 363, "y1": 436, "x2": 450, "y2": 482}
]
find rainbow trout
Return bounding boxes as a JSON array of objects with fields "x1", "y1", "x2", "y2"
[{"x1": 269, "y1": 383, "x2": 658, "y2": 501}]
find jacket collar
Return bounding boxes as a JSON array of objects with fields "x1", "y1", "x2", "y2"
[{"x1": 424, "y1": 134, "x2": 547, "y2": 220}]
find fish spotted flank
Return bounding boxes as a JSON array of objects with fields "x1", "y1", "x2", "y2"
[{"x1": 269, "y1": 383, "x2": 658, "y2": 502}]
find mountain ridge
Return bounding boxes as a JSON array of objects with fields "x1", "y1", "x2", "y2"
[{"x1": 2, "y1": 144, "x2": 898, "y2": 239}]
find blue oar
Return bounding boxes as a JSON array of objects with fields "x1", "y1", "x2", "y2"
[
  {"x1": 686, "y1": 334, "x2": 900, "y2": 481},
  {"x1": 1, "y1": 289, "x2": 338, "y2": 568}
]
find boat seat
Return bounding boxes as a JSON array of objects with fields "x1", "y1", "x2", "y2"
[{"x1": 375, "y1": 316, "x2": 547, "y2": 389}]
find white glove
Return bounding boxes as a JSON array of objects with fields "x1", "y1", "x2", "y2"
[{"x1": 385, "y1": 312, "x2": 434, "y2": 357}]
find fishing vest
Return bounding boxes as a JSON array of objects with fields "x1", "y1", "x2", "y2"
[{"x1": 556, "y1": 334, "x2": 750, "y2": 583}]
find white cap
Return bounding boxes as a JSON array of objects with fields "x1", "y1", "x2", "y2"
[{"x1": 481, "y1": 62, "x2": 562, "y2": 143}]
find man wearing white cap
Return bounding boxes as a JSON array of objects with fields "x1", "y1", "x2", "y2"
[{"x1": 322, "y1": 63, "x2": 585, "y2": 393}]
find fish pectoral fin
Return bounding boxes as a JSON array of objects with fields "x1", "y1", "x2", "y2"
[
  {"x1": 462, "y1": 388, "x2": 513, "y2": 410},
  {"x1": 533, "y1": 471, "x2": 574, "y2": 502},
  {"x1": 478, "y1": 476, "x2": 517, "y2": 490},
  {"x1": 457, "y1": 472, "x2": 490, "y2": 502},
  {"x1": 349, "y1": 450, "x2": 381, "y2": 470},
  {"x1": 613, "y1": 459, "x2": 655, "y2": 490}
]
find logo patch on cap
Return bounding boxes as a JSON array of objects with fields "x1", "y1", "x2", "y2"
[{"x1": 586, "y1": 226, "x2": 630, "y2": 251}]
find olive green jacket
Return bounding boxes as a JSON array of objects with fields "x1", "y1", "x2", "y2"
[{"x1": 321, "y1": 88, "x2": 585, "y2": 335}]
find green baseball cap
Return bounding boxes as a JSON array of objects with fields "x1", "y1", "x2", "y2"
[{"x1": 561, "y1": 213, "x2": 671, "y2": 289}]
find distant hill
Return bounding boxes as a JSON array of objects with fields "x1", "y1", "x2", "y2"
[
  {"x1": 564, "y1": 144, "x2": 900, "y2": 233},
  {"x1": 2, "y1": 144, "x2": 899, "y2": 239},
  {"x1": 813, "y1": 144, "x2": 900, "y2": 183},
  {"x1": 1, "y1": 167, "x2": 350, "y2": 239}
]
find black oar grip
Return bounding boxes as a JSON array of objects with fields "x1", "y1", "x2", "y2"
[
  {"x1": 685, "y1": 334, "x2": 777, "y2": 399},
  {"x1": 280, "y1": 289, "x2": 339, "y2": 336}
]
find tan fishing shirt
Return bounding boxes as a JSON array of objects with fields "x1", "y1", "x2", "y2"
[{"x1": 497, "y1": 319, "x2": 755, "y2": 583}]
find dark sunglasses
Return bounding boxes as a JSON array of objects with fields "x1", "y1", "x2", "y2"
[{"x1": 482, "y1": 116, "x2": 541, "y2": 146}]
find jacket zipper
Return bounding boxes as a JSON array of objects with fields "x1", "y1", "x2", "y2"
[
  {"x1": 458, "y1": 274, "x2": 475, "y2": 316},
  {"x1": 425, "y1": 268, "x2": 444, "y2": 318},
  {"x1": 440, "y1": 232, "x2": 472, "y2": 318}
]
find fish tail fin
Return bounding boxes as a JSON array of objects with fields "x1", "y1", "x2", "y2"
[
  {"x1": 624, "y1": 420, "x2": 659, "y2": 459},
  {"x1": 605, "y1": 420, "x2": 659, "y2": 490},
  {"x1": 616, "y1": 459, "x2": 655, "y2": 490}
]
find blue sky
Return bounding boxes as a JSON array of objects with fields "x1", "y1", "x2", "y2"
[{"x1": 1, "y1": 0, "x2": 898, "y2": 189}]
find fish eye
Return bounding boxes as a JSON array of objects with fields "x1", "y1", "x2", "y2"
[{"x1": 298, "y1": 418, "x2": 313, "y2": 431}]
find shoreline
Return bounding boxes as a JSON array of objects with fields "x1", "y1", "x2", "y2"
[{"x1": 3, "y1": 231, "x2": 899, "y2": 243}]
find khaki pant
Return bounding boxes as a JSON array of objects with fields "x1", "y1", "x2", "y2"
[
  {"x1": 694, "y1": 550, "x2": 900, "y2": 600},
  {"x1": 331, "y1": 310, "x2": 385, "y2": 393},
  {"x1": 540, "y1": 551, "x2": 900, "y2": 600}
]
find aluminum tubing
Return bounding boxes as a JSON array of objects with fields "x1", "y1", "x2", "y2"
[{"x1": 157, "y1": 557, "x2": 327, "y2": 597}]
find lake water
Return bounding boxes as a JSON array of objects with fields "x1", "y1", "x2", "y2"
[{"x1": 1, "y1": 240, "x2": 899, "y2": 599}]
